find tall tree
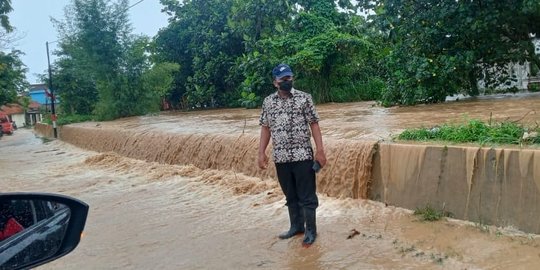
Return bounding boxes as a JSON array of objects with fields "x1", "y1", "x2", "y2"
[
  {"x1": 53, "y1": 0, "x2": 163, "y2": 119},
  {"x1": 51, "y1": 51, "x2": 98, "y2": 115}
]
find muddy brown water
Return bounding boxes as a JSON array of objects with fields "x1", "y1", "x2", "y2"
[
  {"x1": 71, "y1": 92, "x2": 540, "y2": 140},
  {"x1": 2, "y1": 130, "x2": 540, "y2": 269},
  {"x1": 4, "y1": 92, "x2": 540, "y2": 269},
  {"x1": 39, "y1": 92, "x2": 540, "y2": 232}
]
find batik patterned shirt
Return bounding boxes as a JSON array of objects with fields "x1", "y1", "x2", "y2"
[{"x1": 259, "y1": 88, "x2": 320, "y2": 163}]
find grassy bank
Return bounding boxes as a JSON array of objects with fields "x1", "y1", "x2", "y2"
[{"x1": 398, "y1": 118, "x2": 540, "y2": 146}]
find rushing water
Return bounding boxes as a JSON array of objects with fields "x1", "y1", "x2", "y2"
[
  {"x1": 4, "y1": 92, "x2": 540, "y2": 269},
  {"x1": 71, "y1": 92, "x2": 540, "y2": 141},
  {"x1": 2, "y1": 130, "x2": 540, "y2": 269}
]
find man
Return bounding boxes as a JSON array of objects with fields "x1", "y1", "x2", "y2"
[{"x1": 258, "y1": 63, "x2": 327, "y2": 247}]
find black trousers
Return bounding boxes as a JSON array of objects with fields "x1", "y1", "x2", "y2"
[{"x1": 275, "y1": 160, "x2": 319, "y2": 210}]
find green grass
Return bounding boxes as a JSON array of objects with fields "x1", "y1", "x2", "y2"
[
  {"x1": 413, "y1": 205, "x2": 452, "y2": 221},
  {"x1": 398, "y1": 118, "x2": 540, "y2": 145}
]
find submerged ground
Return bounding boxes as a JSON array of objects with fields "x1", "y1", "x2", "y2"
[{"x1": 2, "y1": 92, "x2": 540, "y2": 269}]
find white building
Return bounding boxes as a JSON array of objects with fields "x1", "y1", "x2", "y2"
[{"x1": 478, "y1": 38, "x2": 540, "y2": 91}]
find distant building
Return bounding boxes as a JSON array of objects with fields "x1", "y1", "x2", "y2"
[
  {"x1": 0, "y1": 104, "x2": 25, "y2": 127},
  {"x1": 0, "y1": 102, "x2": 43, "y2": 127},
  {"x1": 26, "y1": 101, "x2": 43, "y2": 125},
  {"x1": 28, "y1": 84, "x2": 60, "y2": 112},
  {"x1": 478, "y1": 38, "x2": 540, "y2": 91},
  {"x1": 530, "y1": 38, "x2": 540, "y2": 86}
]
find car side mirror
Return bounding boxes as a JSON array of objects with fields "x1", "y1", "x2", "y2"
[{"x1": 0, "y1": 193, "x2": 89, "y2": 270}]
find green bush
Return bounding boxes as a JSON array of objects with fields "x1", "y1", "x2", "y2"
[{"x1": 413, "y1": 205, "x2": 452, "y2": 221}]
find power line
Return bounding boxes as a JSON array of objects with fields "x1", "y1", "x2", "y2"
[
  {"x1": 121, "y1": 0, "x2": 146, "y2": 14},
  {"x1": 111, "y1": 0, "x2": 146, "y2": 20}
]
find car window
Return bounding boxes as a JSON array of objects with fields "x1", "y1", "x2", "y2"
[{"x1": 10, "y1": 200, "x2": 36, "y2": 228}]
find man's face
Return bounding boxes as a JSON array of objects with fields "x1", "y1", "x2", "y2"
[{"x1": 274, "y1": 76, "x2": 293, "y2": 89}]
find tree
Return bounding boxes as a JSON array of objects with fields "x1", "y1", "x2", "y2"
[
  {"x1": 142, "y1": 62, "x2": 180, "y2": 100},
  {"x1": 154, "y1": 0, "x2": 385, "y2": 108},
  {"x1": 0, "y1": 50, "x2": 27, "y2": 105},
  {"x1": 51, "y1": 54, "x2": 98, "y2": 115},
  {"x1": 232, "y1": 1, "x2": 384, "y2": 104},
  {"x1": 358, "y1": 0, "x2": 540, "y2": 106},
  {"x1": 0, "y1": 0, "x2": 13, "y2": 33},
  {"x1": 228, "y1": 0, "x2": 291, "y2": 52},
  {"x1": 0, "y1": 0, "x2": 24, "y2": 50},
  {"x1": 156, "y1": 0, "x2": 244, "y2": 108},
  {"x1": 0, "y1": 1, "x2": 27, "y2": 106},
  {"x1": 53, "y1": 0, "x2": 162, "y2": 119}
]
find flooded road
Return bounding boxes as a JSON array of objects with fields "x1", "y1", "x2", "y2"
[{"x1": 2, "y1": 129, "x2": 540, "y2": 269}]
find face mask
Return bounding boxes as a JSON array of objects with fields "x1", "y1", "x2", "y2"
[{"x1": 278, "y1": 80, "x2": 293, "y2": 92}]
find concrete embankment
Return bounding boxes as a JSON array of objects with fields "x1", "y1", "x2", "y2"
[
  {"x1": 35, "y1": 123, "x2": 540, "y2": 234},
  {"x1": 371, "y1": 144, "x2": 540, "y2": 233}
]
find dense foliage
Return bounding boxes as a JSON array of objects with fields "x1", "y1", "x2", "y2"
[
  {"x1": 38, "y1": 0, "x2": 540, "y2": 118},
  {"x1": 52, "y1": 0, "x2": 177, "y2": 120},
  {"x1": 153, "y1": 0, "x2": 540, "y2": 108},
  {"x1": 0, "y1": 0, "x2": 27, "y2": 106},
  {"x1": 0, "y1": 50, "x2": 26, "y2": 105},
  {"x1": 358, "y1": 0, "x2": 540, "y2": 106},
  {"x1": 155, "y1": 0, "x2": 385, "y2": 108}
]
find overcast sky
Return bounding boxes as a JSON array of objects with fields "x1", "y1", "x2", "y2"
[{"x1": 9, "y1": 0, "x2": 170, "y2": 84}]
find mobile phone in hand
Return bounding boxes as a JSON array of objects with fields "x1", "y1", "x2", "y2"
[{"x1": 312, "y1": 160, "x2": 321, "y2": 173}]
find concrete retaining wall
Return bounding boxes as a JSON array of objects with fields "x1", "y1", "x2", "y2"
[{"x1": 35, "y1": 123, "x2": 540, "y2": 233}]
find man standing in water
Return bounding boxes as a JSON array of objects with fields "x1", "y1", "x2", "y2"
[{"x1": 258, "y1": 63, "x2": 327, "y2": 247}]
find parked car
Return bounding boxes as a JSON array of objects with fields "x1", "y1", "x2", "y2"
[
  {"x1": 0, "y1": 193, "x2": 89, "y2": 270},
  {"x1": 0, "y1": 112, "x2": 14, "y2": 135}
]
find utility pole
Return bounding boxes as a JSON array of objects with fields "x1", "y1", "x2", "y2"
[{"x1": 46, "y1": 41, "x2": 58, "y2": 138}]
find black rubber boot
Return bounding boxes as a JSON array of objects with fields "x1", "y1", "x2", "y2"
[
  {"x1": 302, "y1": 208, "x2": 317, "y2": 247},
  {"x1": 278, "y1": 206, "x2": 305, "y2": 239}
]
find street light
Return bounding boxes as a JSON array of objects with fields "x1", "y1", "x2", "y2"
[{"x1": 46, "y1": 41, "x2": 57, "y2": 138}]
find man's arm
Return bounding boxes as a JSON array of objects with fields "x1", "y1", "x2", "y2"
[
  {"x1": 310, "y1": 122, "x2": 327, "y2": 167},
  {"x1": 258, "y1": 125, "x2": 271, "y2": 169}
]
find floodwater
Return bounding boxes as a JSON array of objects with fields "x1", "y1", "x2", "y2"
[
  {"x1": 2, "y1": 92, "x2": 540, "y2": 269},
  {"x1": 72, "y1": 92, "x2": 540, "y2": 141}
]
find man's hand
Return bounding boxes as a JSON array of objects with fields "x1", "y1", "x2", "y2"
[
  {"x1": 258, "y1": 126, "x2": 271, "y2": 170},
  {"x1": 315, "y1": 150, "x2": 327, "y2": 168},
  {"x1": 258, "y1": 152, "x2": 269, "y2": 169},
  {"x1": 310, "y1": 122, "x2": 326, "y2": 168}
]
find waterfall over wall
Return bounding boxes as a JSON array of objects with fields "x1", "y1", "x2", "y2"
[{"x1": 35, "y1": 123, "x2": 540, "y2": 233}]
